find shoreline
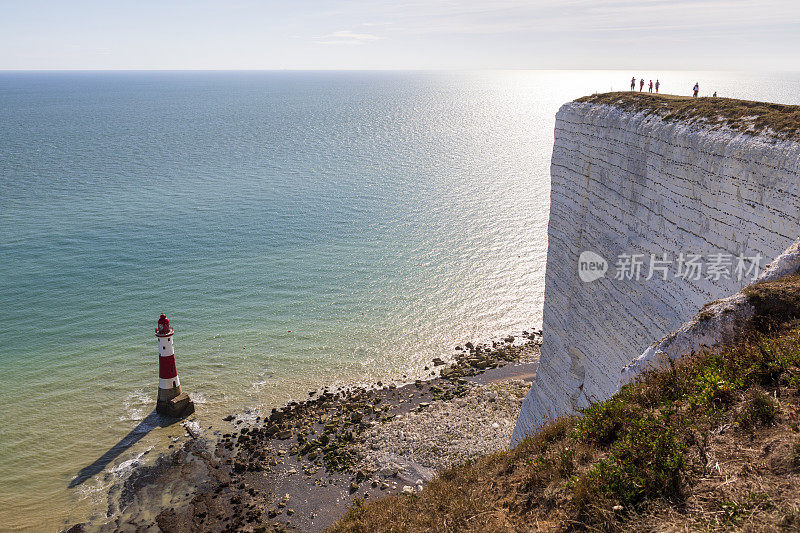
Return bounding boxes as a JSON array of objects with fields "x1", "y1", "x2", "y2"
[{"x1": 76, "y1": 329, "x2": 541, "y2": 532}]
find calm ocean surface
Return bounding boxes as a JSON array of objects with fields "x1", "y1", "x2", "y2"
[{"x1": 1, "y1": 70, "x2": 799, "y2": 531}]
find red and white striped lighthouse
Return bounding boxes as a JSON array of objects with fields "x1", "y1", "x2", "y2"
[{"x1": 155, "y1": 314, "x2": 194, "y2": 417}]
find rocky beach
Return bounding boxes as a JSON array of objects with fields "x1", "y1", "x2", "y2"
[{"x1": 71, "y1": 331, "x2": 540, "y2": 533}]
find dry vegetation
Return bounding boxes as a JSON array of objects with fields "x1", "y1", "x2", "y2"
[
  {"x1": 744, "y1": 274, "x2": 800, "y2": 330},
  {"x1": 330, "y1": 278, "x2": 800, "y2": 532},
  {"x1": 575, "y1": 92, "x2": 800, "y2": 139}
]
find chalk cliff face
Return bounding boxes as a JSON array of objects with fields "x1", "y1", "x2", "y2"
[{"x1": 513, "y1": 99, "x2": 800, "y2": 443}]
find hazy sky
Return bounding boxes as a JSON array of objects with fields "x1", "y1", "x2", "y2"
[{"x1": 1, "y1": 0, "x2": 798, "y2": 70}]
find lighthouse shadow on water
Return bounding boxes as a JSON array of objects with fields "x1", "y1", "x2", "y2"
[
  {"x1": 68, "y1": 411, "x2": 181, "y2": 488},
  {"x1": 69, "y1": 315, "x2": 195, "y2": 488}
]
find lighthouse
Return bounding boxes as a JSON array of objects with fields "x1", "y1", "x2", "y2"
[{"x1": 155, "y1": 314, "x2": 195, "y2": 417}]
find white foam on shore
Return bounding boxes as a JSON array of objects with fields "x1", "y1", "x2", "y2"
[
  {"x1": 111, "y1": 448, "x2": 155, "y2": 480},
  {"x1": 191, "y1": 392, "x2": 207, "y2": 405},
  {"x1": 183, "y1": 420, "x2": 202, "y2": 436},
  {"x1": 119, "y1": 390, "x2": 153, "y2": 422}
]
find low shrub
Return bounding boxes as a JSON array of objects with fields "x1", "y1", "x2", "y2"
[{"x1": 737, "y1": 389, "x2": 779, "y2": 429}]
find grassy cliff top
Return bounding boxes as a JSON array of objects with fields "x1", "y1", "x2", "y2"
[{"x1": 575, "y1": 92, "x2": 800, "y2": 139}]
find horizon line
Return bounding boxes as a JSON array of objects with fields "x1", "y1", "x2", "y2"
[{"x1": 0, "y1": 67, "x2": 769, "y2": 73}]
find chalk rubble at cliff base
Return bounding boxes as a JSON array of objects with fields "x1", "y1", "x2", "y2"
[{"x1": 355, "y1": 379, "x2": 529, "y2": 480}]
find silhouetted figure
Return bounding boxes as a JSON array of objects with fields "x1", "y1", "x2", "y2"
[
  {"x1": 693, "y1": 82, "x2": 699, "y2": 97},
  {"x1": 655, "y1": 79, "x2": 660, "y2": 93},
  {"x1": 640, "y1": 78, "x2": 645, "y2": 91},
  {"x1": 648, "y1": 80, "x2": 653, "y2": 93},
  {"x1": 631, "y1": 77, "x2": 636, "y2": 91},
  {"x1": 713, "y1": 91, "x2": 717, "y2": 98}
]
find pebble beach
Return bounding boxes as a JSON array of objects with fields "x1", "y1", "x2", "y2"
[{"x1": 71, "y1": 331, "x2": 540, "y2": 533}]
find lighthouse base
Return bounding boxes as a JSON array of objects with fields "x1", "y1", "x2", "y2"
[{"x1": 156, "y1": 386, "x2": 195, "y2": 418}]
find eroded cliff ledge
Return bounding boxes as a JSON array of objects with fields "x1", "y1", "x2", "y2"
[{"x1": 513, "y1": 93, "x2": 800, "y2": 443}]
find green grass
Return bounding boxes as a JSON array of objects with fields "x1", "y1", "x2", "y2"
[{"x1": 575, "y1": 92, "x2": 800, "y2": 139}]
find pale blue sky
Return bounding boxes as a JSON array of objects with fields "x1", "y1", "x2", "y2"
[{"x1": 1, "y1": 0, "x2": 798, "y2": 70}]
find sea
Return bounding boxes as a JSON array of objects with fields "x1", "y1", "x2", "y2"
[{"x1": 1, "y1": 70, "x2": 799, "y2": 531}]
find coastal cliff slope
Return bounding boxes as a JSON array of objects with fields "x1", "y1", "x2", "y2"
[
  {"x1": 513, "y1": 93, "x2": 800, "y2": 442},
  {"x1": 334, "y1": 315, "x2": 800, "y2": 531}
]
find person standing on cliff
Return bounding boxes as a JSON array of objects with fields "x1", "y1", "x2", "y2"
[
  {"x1": 693, "y1": 82, "x2": 699, "y2": 97},
  {"x1": 631, "y1": 77, "x2": 636, "y2": 91},
  {"x1": 640, "y1": 78, "x2": 645, "y2": 91},
  {"x1": 648, "y1": 80, "x2": 653, "y2": 92},
  {"x1": 655, "y1": 79, "x2": 660, "y2": 93}
]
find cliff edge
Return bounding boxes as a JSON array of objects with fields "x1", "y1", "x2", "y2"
[{"x1": 513, "y1": 93, "x2": 800, "y2": 443}]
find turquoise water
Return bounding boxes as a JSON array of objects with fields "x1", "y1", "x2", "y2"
[{"x1": 1, "y1": 70, "x2": 799, "y2": 531}]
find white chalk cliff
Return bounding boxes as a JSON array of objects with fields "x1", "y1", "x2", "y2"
[{"x1": 512, "y1": 98, "x2": 800, "y2": 443}]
